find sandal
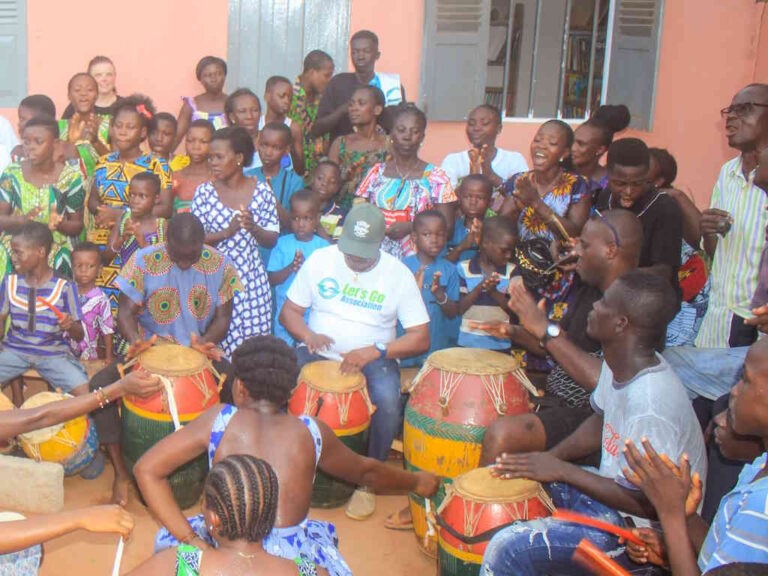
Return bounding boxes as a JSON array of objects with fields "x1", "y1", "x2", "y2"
[{"x1": 384, "y1": 507, "x2": 413, "y2": 531}]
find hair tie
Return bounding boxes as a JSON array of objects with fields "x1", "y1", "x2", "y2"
[{"x1": 136, "y1": 104, "x2": 153, "y2": 120}]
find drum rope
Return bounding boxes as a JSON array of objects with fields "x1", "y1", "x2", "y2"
[
  {"x1": 338, "y1": 393, "x2": 352, "y2": 426},
  {"x1": 438, "y1": 371, "x2": 465, "y2": 409},
  {"x1": 513, "y1": 368, "x2": 540, "y2": 398},
  {"x1": 463, "y1": 500, "x2": 486, "y2": 538},
  {"x1": 303, "y1": 388, "x2": 320, "y2": 417},
  {"x1": 538, "y1": 486, "x2": 557, "y2": 513},
  {"x1": 158, "y1": 376, "x2": 182, "y2": 432},
  {"x1": 361, "y1": 388, "x2": 376, "y2": 415},
  {"x1": 408, "y1": 364, "x2": 432, "y2": 393},
  {"x1": 481, "y1": 374, "x2": 508, "y2": 415},
  {"x1": 191, "y1": 373, "x2": 214, "y2": 405},
  {"x1": 54, "y1": 428, "x2": 79, "y2": 448}
]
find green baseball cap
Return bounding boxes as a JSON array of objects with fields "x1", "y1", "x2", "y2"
[{"x1": 338, "y1": 203, "x2": 386, "y2": 259}]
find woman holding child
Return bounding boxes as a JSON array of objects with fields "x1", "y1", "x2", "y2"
[
  {"x1": 355, "y1": 103, "x2": 456, "y2": 260},
  {"x1": 192, "y1": 126, "x2": 279, "y2": 357}
]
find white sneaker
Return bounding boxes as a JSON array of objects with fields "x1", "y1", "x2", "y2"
[{"x1": 345, "y1": 488, "x2": 376, "y2": 520}]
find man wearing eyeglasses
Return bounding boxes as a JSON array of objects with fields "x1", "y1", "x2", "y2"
[{"x1": 664, "y1": 85, "x2": 768, "y2": 406}]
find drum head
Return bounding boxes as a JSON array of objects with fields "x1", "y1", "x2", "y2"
[
  {"x1": 299, "y1": 361, "x2": 366, "y2": 393},
  {"x1": 453, "y1": 467, "x2": 543, "y2": 503},
  {"x1": 19, "y1": 392, "x2": 70, "y2": 443},
  {"x1": 426, "y1": 348, "x2": 520, "y2": 376},
  {"x1": 138, "y1": 343, "x2": 208, "y2": 376}
]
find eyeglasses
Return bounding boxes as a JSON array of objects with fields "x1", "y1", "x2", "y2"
[
  {"x1": 593, "y1": 211, "x2": 622, "y2": 248},
  {"x1": 720, "y1": 102, "x2": 768, "y2": 119}
]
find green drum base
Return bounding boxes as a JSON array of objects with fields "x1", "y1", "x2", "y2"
[
  {"x1": 122, "y1": 408, "x2": 208, "y2": 510},
  {"x1": 438, "y1": 544, "x2": 480, "y2": 576},
  {"x1": 310, "y1": 428, "x2": 369, "y2": 508}
]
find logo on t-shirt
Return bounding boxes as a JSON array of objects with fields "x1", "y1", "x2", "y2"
[
  {"x1": 354, "y1": 221, "x2": 370, "y2": 238},
  {"x1": 318, "y1": 278, "x2": 341, "y2": 299},
  {"x1": 316, "y1": 277, "x2": 387, "y2": 311},
  {"x1": 603, "y1": 423, "x2": 621, "y2": 457}
]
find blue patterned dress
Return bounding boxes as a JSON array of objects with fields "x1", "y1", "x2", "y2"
[
  {"x1": 192, "y1": 181, "x2": 279, "y2": 357},
  {"x1": 155, "y1": 405, "x2": 351, "y2": 576}
]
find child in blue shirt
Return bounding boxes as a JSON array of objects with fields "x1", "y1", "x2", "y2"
[
  {"x1": 446, "y1": 173, "x2": 492, "y2": 263},
  {"x1": 246, "y1": 121, "x2": 304, "y2": 230},
  {"x1": 457, "y1": 215, "x2": 517, "y2": 350},
  {"x1": 401, "y1": 210, "x2": 460, "y2": 368},
  {"x1": 267, "y1": 190, "x2": 329, "y2": 345},
  {"x1": 312, "y1": 159, "x2": 347, "y2": 242}
]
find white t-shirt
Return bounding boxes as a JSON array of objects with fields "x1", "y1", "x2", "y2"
[
  {"x1": 0, "y1": 116, "x2": 19, "y2": 154},
  {"x1": 440, "y1": 148, "x2": 529, "y2": 188},
  {"x1": 591, "y1": 354, "x2": 707, "y2": 491},
  {"x1": 285, "y1": 245, "x2": 430, "y2": 360}
]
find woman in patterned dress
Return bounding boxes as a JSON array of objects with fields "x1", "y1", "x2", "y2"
[
  {"x1": 192, "y1": 127, "x2": 278, "y2": 357},
  {"x1": 355, "y1": 104, "x2": 457, "y2": 260},
  {"x1": 0, "y1": 116, "x2": 85, "y2": 277},
  {"x1": 128, "y1": 455, "x2": 322, "y2": 576},
  {"x1": 87, "y1": 95, "x2": 172, "y2": 312},
  {"x1": 175, "y1": 56, "x2": 229, "y2": 149}
]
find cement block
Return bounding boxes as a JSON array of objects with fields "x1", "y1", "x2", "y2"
[{"x1": 0, "y1": 454, "x2": 64, "y2": 514}]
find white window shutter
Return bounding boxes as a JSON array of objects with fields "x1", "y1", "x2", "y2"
[
  {"x1": 0, "y1": 0, "x2": 27, "y2": 107},
  {"x1": 604, "y1": 0, "x2": 664, "y2": 131},
  {"x1": 419, "y1": 0, "x2": 491, "y2": 121}
]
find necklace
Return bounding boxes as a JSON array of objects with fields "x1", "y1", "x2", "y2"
[
  {"x1": 608, "y1": 190, "x2": 665, "y2": 218},
  {"x1": 392, "y1": 155, "x2": 418, "y2": 180},
  {"x1": 236, "y1": 551, "x2": 259, "y2": 559}
]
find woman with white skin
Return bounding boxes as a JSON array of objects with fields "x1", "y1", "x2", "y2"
[{"x1": 62, "y1": 56, "x2": 120, "y2": 118}]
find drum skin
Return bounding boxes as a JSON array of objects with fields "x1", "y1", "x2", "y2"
[
  {"x1": 437, "y1": 468, "x2": 554, "y2": 576},
  {"x1": 19, "y1": 391, "x2": 99, "y2": 476},
  {"x1": 404, "y1": 348, "x2": 531, "y2": 557},
  {"x1": 288, "y1": 361, "x2": 374, "y2": 508},
  {"x1": 122, "y1": 344, "x2": 219, "y2": 509}
]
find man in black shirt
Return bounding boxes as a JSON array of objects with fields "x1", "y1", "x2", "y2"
[
  {"x1": 312, "y1": 30, "x2": 405, "y2": 142},
  {"x1": 478, "y1": 210, "x2": 642, "y2": 464},
  {"x1": 594, "y1": 137, "x2": 683, "y2": 290}
]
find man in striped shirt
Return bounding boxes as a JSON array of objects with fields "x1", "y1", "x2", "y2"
[
  {"x1": 624, "y1": 337, "x2": 768, "y2": 574},
  {"x1": 665, "y1": 84, "x2": 768, "y2": 401},
  {"x1": 0, "y1": 222, "x2": 88, "y2": 393}
]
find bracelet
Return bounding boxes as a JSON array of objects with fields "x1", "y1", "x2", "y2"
[
  {"x1": 94, "y1": 389, "x2": 104, "y2": 409},
  {"x1": 96, "y1": 387, "x2": 110, "y2": 408},
  {"x1": 435, "y1": 292, "x2": 448, "y2": 305}
]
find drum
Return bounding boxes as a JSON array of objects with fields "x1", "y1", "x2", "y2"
[
  {"x1": 19, "y1": 392, "x2": 99, "y2": 476},
  {"x1": 288, "y1": 360, "x2": 375, "y2": 508},
  {"x1": 121, "y1": 343, "x2": 220, "y2": 509},
  {"x1": 403, "y1": 347, "x2": 534, "y2": 557},
  {"x1": 0, "y1": 512, "x2": 42, "y2": 575},
  {"x1": 0, "y1": 394, "x2": 15, "y2": 454},
  {"x1": 437, "y1": 468, "x2": 555, "y2": 576}
]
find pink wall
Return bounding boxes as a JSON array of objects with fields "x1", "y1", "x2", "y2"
[
  {"x1": 3, "y1": 0, "x2": 765, "y2": 207},
  {"x1": 0, "y1": 0, "x2": 229, "y2": 127}
]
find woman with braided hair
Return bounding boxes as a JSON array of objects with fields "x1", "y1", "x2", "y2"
[
  {"x1": 128, "y1": 455, "x2": 321, "y2": 575},
  {"x1": 135, "y1": 335, "x2": 439, "y2": 576}
]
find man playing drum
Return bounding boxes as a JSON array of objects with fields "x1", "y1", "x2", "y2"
[
  {"x1": 78, "y1": 213, "x2": 243, "y2": 506},
  {"x1": 279, "y1": 203, "x2": 430, "y2": 520}
]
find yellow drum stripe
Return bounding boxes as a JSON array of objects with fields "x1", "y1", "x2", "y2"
[
  {"x1": 438, "y1": 539, "x2": 484, "y2": 564},
  {"x1": 122, "y1": 398, "x2": 201, "y2": 423},
  {"x1": 333, "y1": 422, "x2": 369, "y2": 437},
  {"x1": 403, "y1": 420, "x2": 483, "y2": 477}
]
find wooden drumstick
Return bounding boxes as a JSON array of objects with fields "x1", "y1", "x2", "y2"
[
  {"x1": 111, "y1": 536, "x2": 124, "y2": 576},
  {"x1": 573, "y1": 538, "x2": 630, "y2": 576}
]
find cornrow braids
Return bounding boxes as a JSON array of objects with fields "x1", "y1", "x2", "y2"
[
  {"x1": 204, "y1": 455, "x2": 279, "y2": 542},
  {"x1": 232, "y1": 336, "x2": 299, "y2": 407}
]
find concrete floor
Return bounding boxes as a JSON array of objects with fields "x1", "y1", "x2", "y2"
[{"x1": 39, "y1": 462, "x2": 436, "y2": 575}]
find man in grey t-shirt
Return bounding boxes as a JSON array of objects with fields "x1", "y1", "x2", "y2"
[{"x1": 480, "y1": 270, "x2": 706, "y2": 575}]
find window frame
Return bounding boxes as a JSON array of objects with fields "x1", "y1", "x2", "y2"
[{"x1": 0, "y1": 0, "x2": 28, "y2": 108}]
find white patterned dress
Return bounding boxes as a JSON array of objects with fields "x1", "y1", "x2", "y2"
[{"x1": 192, "y1": 180, "x2": 279, "y2": 357}]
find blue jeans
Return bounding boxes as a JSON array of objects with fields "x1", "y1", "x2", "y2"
[
  {"x1": 663, "y1": 345, "x2": 747, "y2": 400},
  {"x1": 295, "y1": 347, "x2": 402, "y2": 461},
  {"x1": 481, "y1": 482, "x2": 649, "y2": 576},
  {"x1": 0, "y1": 347, "x2": 88, "y2": 393}
]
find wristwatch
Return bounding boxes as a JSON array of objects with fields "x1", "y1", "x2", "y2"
[
  {"x1": 374, "y1": 342, "x2": 388, "y2": 359},
  {"x1": 539, "y1": 322, "x2": 561, "y2": 348}
]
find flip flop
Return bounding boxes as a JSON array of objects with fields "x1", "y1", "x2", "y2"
[{"x1": 384, "y1": 509, "x2": 413, "y2": 531}]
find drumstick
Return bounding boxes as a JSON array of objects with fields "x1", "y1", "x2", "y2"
[
  {"x1": 36, "y1": 296, "x2": 65, "y2": 321},
  {"x1": 158, "y1": 376, "x2": 181, "y2": 431},
  {"x1": 552, "y1": 510, "x2": 643, "y2": 545},
  {"x1": 573, "y1": 538, "x2": 630, "y2": 576},
  {"x1": 111, "y1": 537, "x2": 124, "y2": 576}
]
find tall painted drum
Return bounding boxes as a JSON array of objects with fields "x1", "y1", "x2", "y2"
[
  {"x1": 19, "y1": 392, "x2": 99, "y2": 476},
  {"x1": 288, "y1": 360, "x2": 375, "y2": 508},
  {"x1": 403, "y1": 348, "x2": 534, "y2": 557},
  {"x1": 122, "y1": 343, "x2": 220, "y2": 509},
  {"x1": 437, "y1": 468, "x2": 555, "y2": 576},
  {"x1": 0, "y1": 393, "x2": 15, "y2": 454}
]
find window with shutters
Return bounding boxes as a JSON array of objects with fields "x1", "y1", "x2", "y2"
[
  {"x1": 0, "y1": 0, "x2": 27, "y2": 107},
  {"x1": 420, "y1": 0, "x2": 663, "y2": 129}
]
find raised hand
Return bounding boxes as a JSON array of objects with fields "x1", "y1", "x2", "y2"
[
  {"x1": 305, "y1": 332, "x2": 334, "y2": 355},
  {"x1": 512, "y1": 174, "x2": 540, "y2": 208},
  {"x1": 292, "y1": 250, "x2": 305, "y2": 273},
  {"x1": 624, "y1": 527, "x2": 667, "y2": 567},
  {"x1": 507, "y1": 278, "x2": 548, "y2": 339},
  {"x1": 190, "y1": 333, "x2": 224, "y2": 362},
  {"x1": 126, "y1": 334, "x2": 158, "y2": 360},
  {"x1": 491, "y1": 451, "x2": 566, "y2": 483},
  {"x1": 700, "y1": 208, "x2": 733, "y2": 237},
  {"x1": 118, "y1": 372, "x2": 162, "y2": 398}
]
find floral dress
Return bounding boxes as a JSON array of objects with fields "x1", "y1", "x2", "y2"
[
  {"x1": 355, "y1": 162, "x2": 456, "y2": 259},
  {"x1": 290, "y1": 77, "x2": 327, "y2": 183},
  {"x1": 191, "y1": 181, "x2": 279, "y2": 357},
  {"x1": 174, "y1": 543, "x2": 318, "y2": 575},
  {"x1": 183, "y1": 96, "x2": 228, "y2": 130},
  {"x1": 336, "y1": 137, "x2": 389, "y2": 207},
  {"x1": 0, "y1": 160, "x2": 85, "y2": 277}
]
